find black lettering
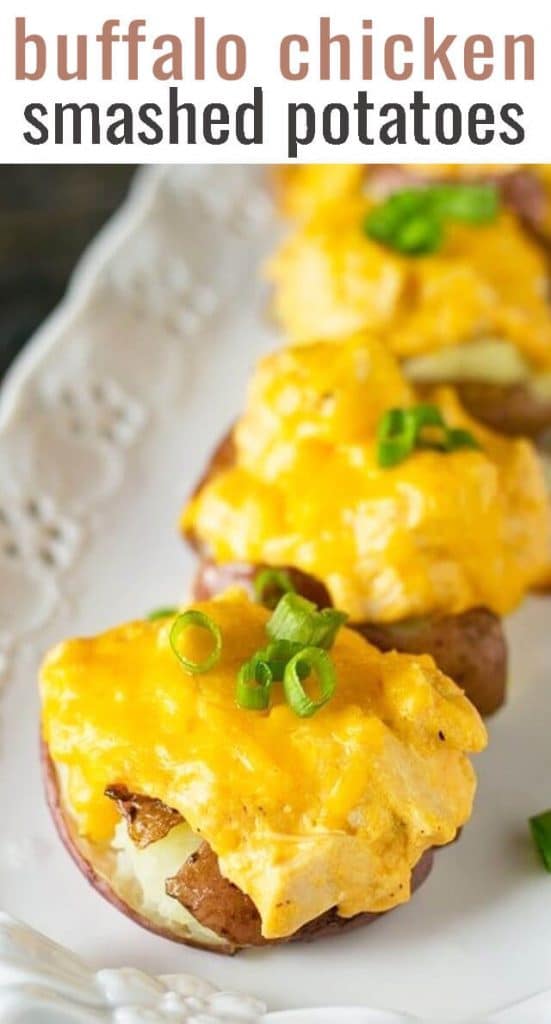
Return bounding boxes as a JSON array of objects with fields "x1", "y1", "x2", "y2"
[
  {"x1": 169, "y1": 86, "x2": 196, "y2": 144},
  {"x1": 468, "y1": 103, "x2": 494, "y2": 145},
  {"x1": 54, "y1": 102, "x2": 100, "y2": 144},
  {"x1": 435, "y1": 102, "x2": 462, "y2": 144},
  {"x1": 322, "y1": 103, "x2": 349, "y2": 145},
  {"x1": 138, "y1": 103, "x2": 163, "y2": 144},
  {"x1": 288, "y1": 102, "x2": 315, "y2": 158},
  {"x1": 500, "y1": 103, "x2": 524, "y2": 144},
  {"x1": 354, "y1": 91, "x2": 374, "y2": 145},
  {"x1": 379, "y1": 103, "x2": 406, "y2": 144},
  {"x1": 410, "y1": 90, "x2": 430, "y2": 145},
  {"x1": 236, "y1": 86, "x2": 263, "y2": 145},
  {"x1": 106, "y1": 103, "x2": 133, "y2": 144},
  {"x1": 203, "y1": 103, "x2": 230, "y2": 145},
  {"x1": 23, "y1": 102, "x2": 48, "y2": 144}
]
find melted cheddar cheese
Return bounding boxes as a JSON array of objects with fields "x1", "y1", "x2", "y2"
[
  {"x1": 276, "y1": 165, "x2": 365, "y2": 220},
  {"x1": 184, "y1": 336, "x2": 551, "y2": 622},
  {"x1": 269, "y1": 200, "x2": 551, "y2": 371},
  {"x1": 40, "y1": 590, "x2": 486, "y2": 939}
]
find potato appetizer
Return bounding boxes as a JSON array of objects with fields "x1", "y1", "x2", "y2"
[
  {"x1": 184, "y1": 335, "x2": 551, "y2": 715},
  {"x1": 270, "y1": 166, "x2": 551, "y2": 443},
  {"x1": 40, "y1": 588, "x2": 486, "y2": 953}
]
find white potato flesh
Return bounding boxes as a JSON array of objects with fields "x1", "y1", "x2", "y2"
[{"x1": 111, "y1": 820, "x2": 226, "y2": 948}]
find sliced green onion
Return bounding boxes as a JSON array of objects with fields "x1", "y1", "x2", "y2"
[
  {"x1": 365, "y1": 183, "x2": 499, "y2": 255},
  {"x1": 394, "y1": 214, "x2": 442, "y2": 255},
  {"x1": 408, "y1": 403, "x2": 445, "y2": 430},
  {"x1": 259, "y1": 639, "x2": 305, "y2": 681},
  {"x1": 529, "y1": 810, "x2": 551, "y2": 872},
  {"x1": 376, "y1": 407, "x2": 415, "y2": 467},
  {"x1": 413, "y1": 404, "x2": 456, "y2": 452},
  {"x1": 267, "y1": 593, "x2": 316, "y2": 646},
  {"x1": 377, "y1": 436, "x2": 410, "y2": 468},
  {"x1": 236, "y1": 592, "x2": 348, "y2": 715},
  {"x1": 377, "y1": 404, "x2": 443, "y2": 467},
  {"x1": 169, "y1": 610, "x2": 222, "y2": 675},
  {"x1": 147, "y1": 606, "x2": 179, "y2": 622},
  {"x1": 254, "y1": 568, "x2": 296, "y2": 609},
  {"x1": 444, "y1": 427, "x2": 481, "y2": 453},
  {"x1": 236, "y1": 656, "x2": 273, "y2": 710},
  {"x1": 312, "y1": 608, "x2": 348, "y2": 649},
  {"x1": 267, "y1": 593, "x2": 347, "y2": 651},
  {"x1": 364, "y1": 189, "x2": 428, "y2": 246},
  {"x1": 283, "y1": 647, "x2": 336, "y2": 718},
  {"x1": 377, "y1": 404, "x2": 480, "y2": 467},
  {"x1": 429, "y1": 183, "x2": 499, "y2": 224}
]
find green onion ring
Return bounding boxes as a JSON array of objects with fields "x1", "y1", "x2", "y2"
[
  {"x1": 377, "y1": 404, "x2": 480, "y2": 467},
  {"x1": 236, "y1": 656, "x2": 273, "y2": 710},
  {"x1": 429, "y1": 183, "x2": 499, "y2": 224},
  {"x1": 258, "y1": 639, "x2": 304, "y2": 681},
  {"x1": 394, "y1": 213, "x2": 443, "y2": 256},
  {"x1": 147, "y1": 606, "x2": 179, "y2": 622},
  {"x1": 267, "y1": 592, "x2": 347, "y2": 651},
  {"x1": 530, "y1": 810, "x2": 551, "y2": 872},
  {"x1": 376, "y1": 406, "x2": 419, "y2": 467},
  {"x1": 254, "y1": 568, "x2": 296, "y2": 609},
  {"x1": 169, "y1": 610, "x2": 222, "y2": 674},
  {"x1": 444, "y1": 427, "x2": 481, "y2": 453},
  {"x1": 283, "y1": 646, "x2": 336, "y2": 718},
  {"x1": 364, "y1": 183, "x2": 499, "y2": 255}
]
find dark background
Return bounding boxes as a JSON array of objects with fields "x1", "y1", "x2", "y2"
[{"x1": 0, "y1": 166, "x2": 136, "y2": 383}]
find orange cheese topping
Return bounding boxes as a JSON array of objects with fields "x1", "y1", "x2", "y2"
[
  {"x1": 276, "y1": 164, "x2": 365, "y2": 220},
  {"x1": 40, "y1": 589, "x2": 486, "y2": 939},
  {"x1": 184, "y1": 336, "x2": 551, "y2": 622},
  {"x1": 269, "y1": 199, "x2": 551, "y2": 371}
]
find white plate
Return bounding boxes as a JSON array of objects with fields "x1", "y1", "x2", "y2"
[{"x1": 0, "y1": 166, "x2": 550, "y2": 1024}]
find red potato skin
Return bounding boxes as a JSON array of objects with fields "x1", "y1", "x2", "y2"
[
  {"x1": 416, "y1": 379, "x2": 551, "y2": 443},
  {"x1": 355, "y1": 610, "x2": 507, "y2": 718},
  {"x1": 41, "y1": 738, "x2": 434, "y2": 952},
  {"x1": 41, "y1": 739, "x2": 237, "y2": 954},
  {"x1": 104, "y1": 785, "x2": 183, "y2": 849}
]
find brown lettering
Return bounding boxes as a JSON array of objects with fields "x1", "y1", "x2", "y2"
[
  {"x1": 152, "y1": 36, "x2": 183, "y2": 80},
  {"x1": 362, "y1": 20, "x2": 373, "y2": 80},
  {"x1": 96, "y1": 20, "x2": 121, "y2": 80},
  {"x1": 280, "y1": 35, "x2": 309, "y2": 80},
  {"x1": 424, "y1": 17, "x2": 456, "y2": 80},
  {"x1": 320, "y1": 16, "x2": 350, "y2": 80},
  {"x1": 194, "y1": 17, "x2": 205, "y2": 80},
  {"x1": 57, "y1": 35, "x2": 87, "y2": 80},
  {"x1": 15, "y1": 17, "x2": 46, "y2": 80},
  {"x1": 504, "y1": 34, "x2": 535, "y2": 80},
  {"x1": 384, "y1": 35, "x2": 413, "y2": 80},
  {"x1": 464, "y1": 35, "x2": 493, "y2": 80},
  {"x1": 123, "y1": 20, "x2": 146, "y2": 80},
  {"x1": 216, "y1": 35, "x2": 246, "y2": 80}
]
